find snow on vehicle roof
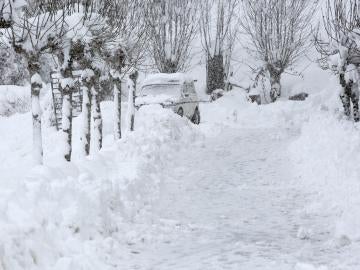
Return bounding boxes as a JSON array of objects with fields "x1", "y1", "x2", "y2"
[{"x1": 142, "y1": 73, "x2": 194, "y2": 86}]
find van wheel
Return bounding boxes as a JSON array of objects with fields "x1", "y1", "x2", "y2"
[
  {"x1": 191, "y1": 108, "x2": 200, "y2": 125},
  {"x1": 177, "y1": 107, "x2": 184, "y2": 117}
]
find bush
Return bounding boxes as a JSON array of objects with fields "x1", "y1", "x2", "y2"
[
  {"x1": 0, "y1": 47, "x2": 28, "y2": 86},
  {"x1": 0, "y1": 85, "x2": 30, "y2": 116}
]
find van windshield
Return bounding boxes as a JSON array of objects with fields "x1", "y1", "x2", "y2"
[{"x1": 141, "y1": 84, "x2": 181, "y2": 97}]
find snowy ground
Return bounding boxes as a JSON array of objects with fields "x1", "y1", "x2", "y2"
[{"x1": 0, "y1": 86, "x2": 360, "y2": 269}]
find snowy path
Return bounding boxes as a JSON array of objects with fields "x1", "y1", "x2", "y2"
[
  {"x1": 120, "y1": 125, "x2": 355, "y2": 270},
  {"x1": 1, "y1": 103, "x2": 359, "y2": 269}
]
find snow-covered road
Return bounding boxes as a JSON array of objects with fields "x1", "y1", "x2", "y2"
[
  {"x1": 1, "y1": 95, "x2": 360, "y2": 270},
  {"x1": 120, "y1": 124, "x2": 348, "y2": 270}
]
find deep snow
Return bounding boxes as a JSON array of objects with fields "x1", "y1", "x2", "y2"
[{"x1": 0, "y1": 81, "x2": 360, "y2": 269}]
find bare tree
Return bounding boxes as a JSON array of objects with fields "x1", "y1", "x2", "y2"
[
  {"x1": 200, "y1": 0, "x2": 239, "y2": 94},
  {"x1": 60, "y1": 1, "x2": 122, "y2": 154},
  {"x1": 145, "y1": 0, "x2": 198, "y2": 73},
  {"x1": 4, "y1": 0, "x2": 71, "y2": 164},
  {"x1": 76, "y1": 22, "x2": 108, "y2": 154},
  {"x1": 59, "y1": 40, "x2": 80, "y2": 162},
  {"x1": 242, "y1": 0, "x2": 317, "y2": 102},
  {"x1": 57, "y1": 0, "x2": 147, "y2": 155},
  {"x1": 8, "y1": 0, "x2": 105, "y2": 161},
  {"x1": 0, "y1": 0, "x2": 12, "y2": 29},
  {"x1": 103, "y1": 0, "x2": 147, "y2": 140},
  {"x1": 315, "y1": 0, "x2": 360, "y2": 121}
]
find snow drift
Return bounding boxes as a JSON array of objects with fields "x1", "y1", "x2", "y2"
[
  {"x1": 200, "y1": 88, "x2": 309, "y2": 134},
  {"x1": 0, "y1": 104, "x2": 199, "y2": 270},
  {"x1": 291, "y1": 88, "x2": 360, "y2": 243}
]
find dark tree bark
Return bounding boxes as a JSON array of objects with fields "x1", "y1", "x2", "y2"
[
  {"x1": 128, "y1": 70, "x2": 138, "y2": 132},
  {"x1": 206, "y1": 54, "x2": 225, "y2": 94},
  {"x1": 100, "y1": 77, "x2": 113, "y2": 101},
  {"x1": 60, "y1": 56, "x2": 74, "y2": 162},
  {"x1": 61, "y1": 85, "x2": 73, "y2": 162},
  {"x1": 351, "y1": 89, "x2": 359, "y2": 122},
  {"x1": 268, "y1": 65, "x2": 282, "y2": 103},
  {"x1": 113, "y1": 76, "x2": 122, "y2": 140},
  {"x1": 340, "y1": 75, "x2": 360, "y2": 122},
  {"x1": 92, "y1": 76, "x2": 103, "y2": 151},
  {"x1": 81, "y1": 79, "x2": 92, "y2": 156}
]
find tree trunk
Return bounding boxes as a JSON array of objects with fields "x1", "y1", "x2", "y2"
[
  {"x1": 62, "y1": 86, "x2": 73, "y2": 162},
  {"x1": 113, "y1": 77, "x2": 122, "y2": 140},
  {"x1": 92, "y1": 81, "x2": 103, "y2": 151},
  {"x1": 60, "y1": 54, "x2": 75, "y2": 162},
  {"x1": 268, "y1": 65, "x2": 282, "y2": 102},
  {"x1": 81, "y1": 81, "x2": 92, "y2": 156},
  {"x1": 339, "y1": 73, "x2": 350, "y2": 117},
  {"x1": 30, "y1": 74, "x2": 43, "y2": 165},
  {"x1": 127, "y1": 81, "x2": 135, "y2": 132},
  {"x1": 340, "y1": 78, "x2": 360, "y2": 122},
  {"x1": 128, "y1": 71, "x2": 138, "y2": 132},
  {"x1": 340, "y1": 85, "x2": 351, "y2": 118},
  {"x1": 351, "y1": 86, "x2": 359, "y2": 122},
  {"x1": 206, "y1": 54, "x2": 225, "y2": 94}
]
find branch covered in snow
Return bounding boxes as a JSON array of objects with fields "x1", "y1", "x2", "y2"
[{"x1": 144, "y1": 0, "x2": 199, "y2": 73}]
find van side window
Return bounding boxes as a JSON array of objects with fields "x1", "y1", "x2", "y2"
[
  {"x1": 183, "y1": 83, "x2": 190, "y2": 95},
  {"x1": 189, "y1": 82, "x2": 196, "y2": 94},
  {"x1": 183, "y1": 82, "x2": 195, "y2": 95}
]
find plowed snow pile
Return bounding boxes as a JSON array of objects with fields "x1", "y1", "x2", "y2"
[
  {"x1": 291, "y1": 89, "x2": 360, "y2": 244},
  {"x1": 0, "y1": 104, "x2": 199, "y2": 270}
]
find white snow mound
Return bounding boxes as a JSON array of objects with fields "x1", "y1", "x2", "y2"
[{"x1": 0, "y1": 104, "x2": 199, "y2": 270}]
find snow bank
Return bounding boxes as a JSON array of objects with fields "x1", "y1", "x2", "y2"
[
  {"x1": 0, "y1": 85, "x2": 30, "y2": 116},
  {"x1": 290, "y1": 89, "x2": 360, "y2": 243},
  {"x1": 295, "y1": 263, "x2": 328, "y2": 270},
  {"x1": 200, "y1": 89, "x2": 310, "y2": 135},
  {"x1": 0, "y1": 104, "x2": 199, "y2": 270}
]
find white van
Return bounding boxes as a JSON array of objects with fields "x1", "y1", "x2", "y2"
[{"x1": 136, "y1": 73, "x2": 201, "y2": 124}]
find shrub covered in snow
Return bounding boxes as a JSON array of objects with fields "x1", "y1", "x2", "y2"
[
  {"x1": 0, "y1": 85, "x2": 30, "y2": 116},
  {"x1": 0, "y1": 47, "x2": 28, "y2": 86}
]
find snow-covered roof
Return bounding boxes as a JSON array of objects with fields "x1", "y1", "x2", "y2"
[{"x1": 143, "y1": 73, "x2": 194, "y2": 86}]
